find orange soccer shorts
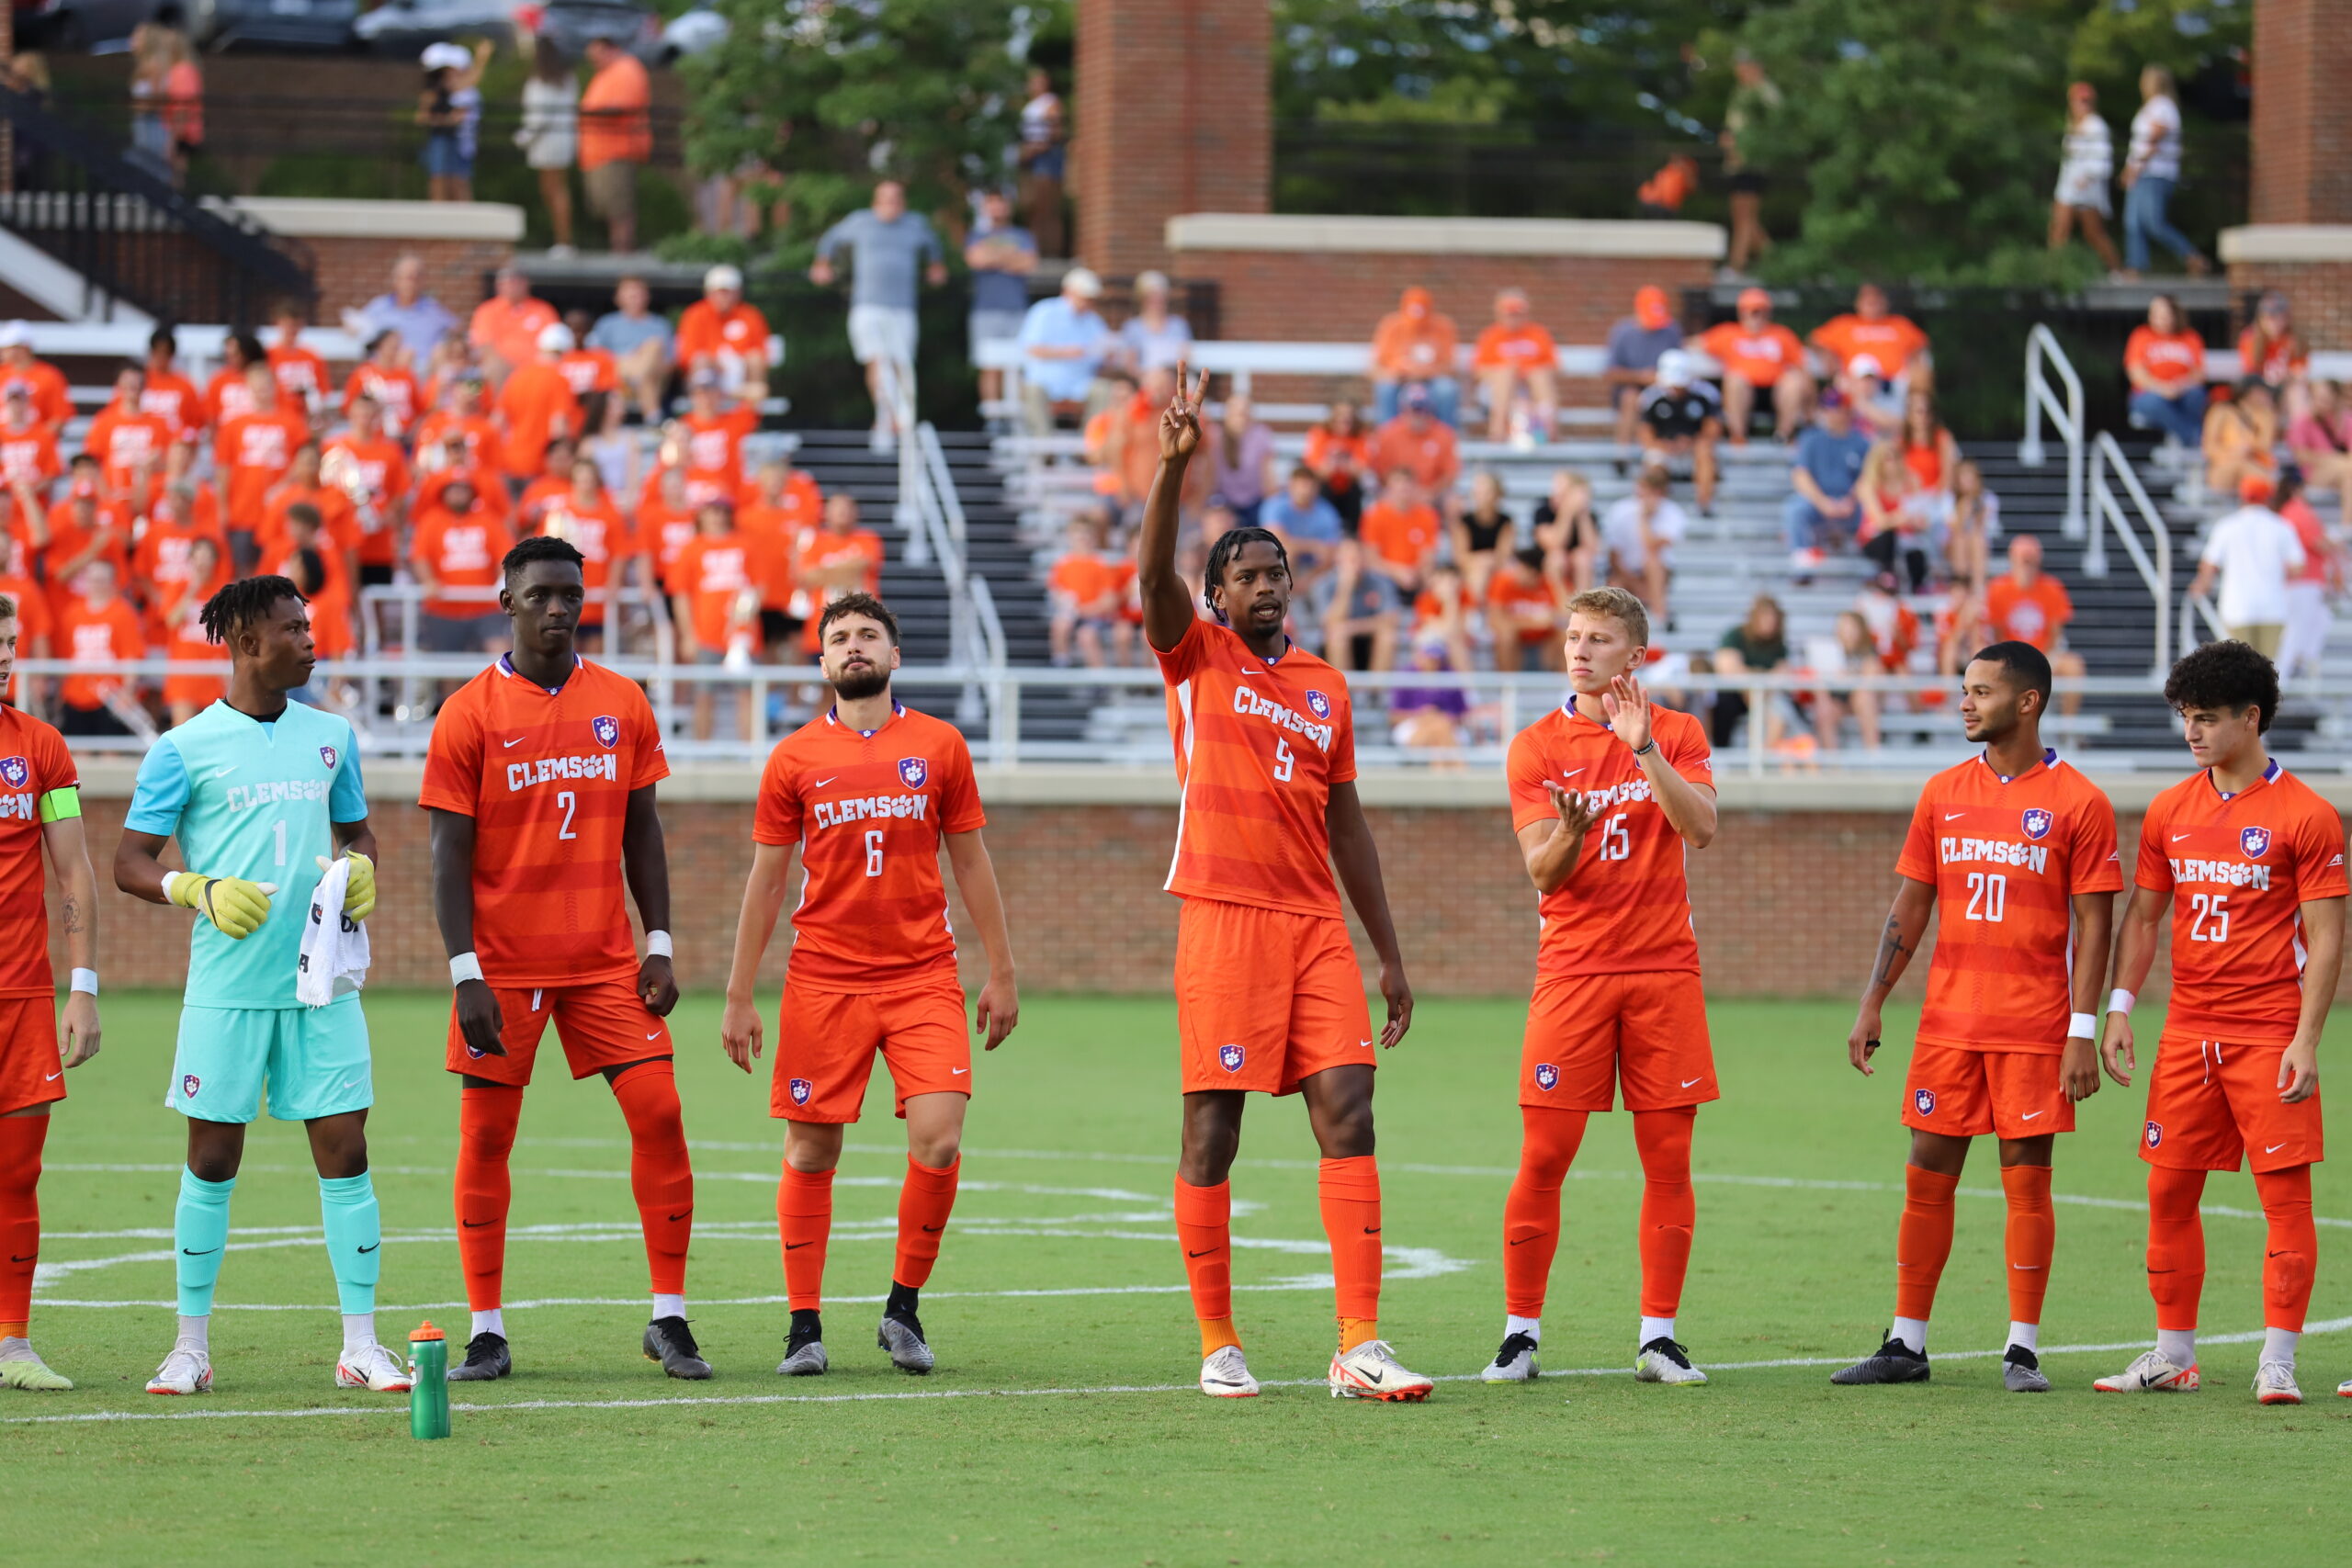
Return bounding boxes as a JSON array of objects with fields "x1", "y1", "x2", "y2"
[
  {"x1": 2142, "y1": 1033, "x2": 2325, "y2": 1174},
  {"x1": 1173, "y1": 897, "x2": 1374, "y2": 1096},
  {"x1": 444, "y1": 974, "x2": 673, "y2": 1086},
  {"x1": 0, "y1": 996, "x2": 62, "y2": 1117},
  {"x1": 772, "y1": 974, "x2": 971, "y2": 1123},
  {"x1": 1520, "y1": 971, "x2": 1716, "y2": 1112},
  {"x1": 1901, "y1": 1040, "x2": 2073, "y2": 1140}
]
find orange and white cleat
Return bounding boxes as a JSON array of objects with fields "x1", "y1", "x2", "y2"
[
  {"x1": 1329, "y1": 1339, "x2": 1433, "y2": 1402},
  {"x1": 146, "y1": 1345, "x2": 212, "y2": 1396},
  {"x1": 335, "y1": 1341, "x2": 413, "y2": 1393},
  {"x1": 1199, "y1": 1345, "x2": 1260, "y2": 1398},
  {"x1": 2092, "y1": 1348, "x2": 2199, "y2": 1393},
  {"x1": 2253, "y1": 1360, "x2": 2302, "y2": 1405}
]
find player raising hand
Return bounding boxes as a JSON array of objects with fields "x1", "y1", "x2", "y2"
[{"x1": 1138, "y1": 364, "x2": 1427, "y2": 1402}]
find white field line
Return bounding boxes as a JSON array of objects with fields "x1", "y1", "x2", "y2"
[{"x1": 12, "y1": 1314, "x2": 2352, "y2": 1427}]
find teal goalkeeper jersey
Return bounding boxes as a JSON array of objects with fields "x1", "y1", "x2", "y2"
[{"x1": 126, "y1": 699, "x2": 368, "y2": 1010}]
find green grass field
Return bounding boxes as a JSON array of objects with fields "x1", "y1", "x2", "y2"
[{"x1": 6, "y1": 991, "x2": 2349, "y2": 1566}]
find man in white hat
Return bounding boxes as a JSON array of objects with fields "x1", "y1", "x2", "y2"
[
  {"x1": 677, "y1": 263, "x2": 770, "y2": 401},
  {"x1": 1635, "y1": 348, "x2": 1723, "y2": 515},
  {"x1": 811, "y1": 180, "x2": 947, "y2": 448}
]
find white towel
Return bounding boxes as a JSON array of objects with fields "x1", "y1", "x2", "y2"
[{"x1": 296, "y1": 856, "x2": 371, "y2": 1007}]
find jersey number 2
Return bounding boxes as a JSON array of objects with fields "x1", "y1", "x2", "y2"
[{"x1": 556, "y1": 790, "x2": 578, "y2": 840}]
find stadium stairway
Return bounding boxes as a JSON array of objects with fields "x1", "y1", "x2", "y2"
[{"x1": 782, "y1": 430, "x2": 958, "y2": 665}]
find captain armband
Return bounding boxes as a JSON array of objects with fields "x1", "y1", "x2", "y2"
[{"x1": 36, "y1": 786, "x2": 81, "y2": 823}]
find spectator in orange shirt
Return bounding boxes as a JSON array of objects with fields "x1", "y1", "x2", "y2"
[
  {"x1": 324, "y1": 395, "x2": 412, "y2": 589},
  {"x1": 555, "y1": 307, "x2": 619, "y2": 420},
  {"x1": 274, "y1": 504, "x2": 355, "y2": 664},
  {"x1": 1371, "y1": 384, "x2": 1461, "y2": 492},
  {"x1": 2201, "y1": 376, "x2": 2279, "y2": 501},
  {"x1": 2237, "y1": 290, "x2": 2307, "y2": 393},
  {"x1": 0, "y1": 385, "x2": 57, "y2": 496},
  {"x1": 793, "y1": 492, "x2": 885, "y2": 654},
  {"x1": 676, "y1": 264, "x2": 772, "y2": 399},
  {"x1": 215, "y1": 362, "x2": 308, "y2": 551},
  {"x1": 85, "y1": 365, "x2": 172, "y2": 495},
  {"x1": 1471, "y1": 288, "x2": 1559, "y2": 442},
  {"x1": 202, "y1": 332, "x2": 266, "y2": 431},
  {"x1": 1697, "y1": 288, "x2": 1813, "y2": 442},
  {"x1": 496, "y1": 321, "x2": 584, "y2": 480},
  {"x1": 1810, "y1": 283, "x2": 1930, "y2": 386},
  {"x1": 469, "y1": 266, "x2": 560, "y2": 384},
  {"x1": 578, "y1": 37, "x2": 651, "y2": 253},
  {"x1": 141, "y1": 326, "x2": 203, "y2": 438},
  {"x1": 133, "y1": 468, "x2": 229, "y2": 633},
  {"x1": 54, "y1": 558, "x2": 145, "y2": 735},
  {"x1": 1303, "y1": 400, "x2": 1373, "y2": 530},
  {"x1": 0, "y1": 323, "x2": 71, "y2": 431},
  {"x1": 413, "y1": 370, "x2": 502, "y2": 476},
  {"x1": 257, "y1": 441, "x2": 359, "y2": 568},
  {"x1": 1635, "y1": 152, "x2": 1700, "y2": 217},
  {"x1": 674, "y1": 368, "x2": 758, "y2": 504},
  {"x1": 637, "y1": 462, "x2": 701, "y2": 594},
  {"x1": 671, "y1": 500, "x2": 766, "y2": 739},
  {"x1": 1486, "y1": 544, "x2": 1564, "y2": 672},
  {"x1": 738, "y1": 457, "x2": 818, "y2": 646},
  {"x1": 266, "y1": 302, "x2": 330, "y2": 415},
  {"x1": 0, "y1": 539, "x2": 48, "y2": 708},
  {"x1": 43, "y1": 461, "x2": 132, "y2": 620},
  {"x1": 1357, "y1": 470, "x2": 1442, "y2": 593},
  {"x1": 410, "y1": 476, "x2": 516, "y2": 656},
  {"x1": 2122, "y1": 292, "x2": 2208, "y2": 446},
  {"x1": 514, "y1": 435, "x2": 580, "y2": 529},
  {"x1": 153, "y1": 535, "x2": 227, "y2": 722},
  {"x1": 345, "y1": 330, "x2": 423, "y2": 439},
  {"x1": 536, "y1": 458, "x2": 633, "y2": 649},
  {"x1": 1983, "y1": 534, "x2": 2085, "y2": 715},
  {"x1": 1370, "y1": 287, "x2": 1459, "y2": 426},
  {"x1": 1047, "y1": 513, "x2": 1125, "y2": 669}
]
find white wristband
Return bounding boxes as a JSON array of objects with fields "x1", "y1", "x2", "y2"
[
  {"x1": 646, "y1": 930, "x2": 673, "y2": 959},
  {"x1": 69, "y1": 968, "x2": 96, "y2": 997},
  {"x1": 449, "y1": 952, "x2": 484, "y2": 987},
  {"x1": 160, "y1": 870, "x2": 184, "y2": 904},
  {"x1": 2108, "y1": 988, "x2": 2136, "y2": 1017},
  {"x1": 2068, "y1": 1011, "x2": 2098, "y2": 1040}
]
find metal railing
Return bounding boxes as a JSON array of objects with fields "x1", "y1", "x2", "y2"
[
  {"x1": 2018, "y1": 323, "x2": 2086, "y2": 537},
  {"x1": 2084, "y1": 431, "x2": 2174, "y2": 673}
]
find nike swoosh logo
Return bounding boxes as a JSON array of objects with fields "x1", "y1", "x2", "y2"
[
  {"x1": 1944, "y1": 812, "x2": 1966, "y2": 821},
  {"x1": 667, "y1": 1212, "x2": 691, "y2": 1223},
  {"x1": 1362, "y1": 1226, "x2": 1381, "y2": 1236},
  {"x1": 646, "y1": 1032, "x2": 662, "y2": 1041},
  {"x1": 181, "y1": 1247, "x2": 220, "y2": 1257},
  {"x1": 1507, "y1": 1235, "x2": 1536, "y2": 1246},
  {"x1": 2267, "y1": 1143, "x2": 2288, "y2": 1154},
  {"x1": 814, "y1": 776, "x2": 838, "y2": 788},
  {"x1": 460, "y1": 1219, "x2": 494, "y2": 1228},
  {"x1": 785, "y1": 1241, "x2": 813, "y2": 1250},
  {"x1": 356, "y1": 1243, "x2": 380, "y2": 1254},
  {"x1": 209, "y1": 765, "x2": 237, "y2": 779},
  {"x1": 340, "y1": 1079, "x2": 360, "y2": 1091},
  {"x1": 2021, "y1": 1111, "x2": 2043, "y2": 1121},
  {"x1": 43, "y1": 1071, "x2": 60, "y2": 1081},
  {"x1": 1563, "y1": 768, "x2": 1584, "y2": 779},
  {"x1": 7, "y1": 1253, "x2": 35, "y2": 1262},
  {"x1": 1186, "y1": 1247, "x2": 1217, "y2": 1258},
  {"x1": 921, "y1": 1224, "x2": 944, "y2": 1234},
  {"x1": 950, "y1": 1066, "x2": 969, "y2": 1076},
  {"x1": 2173, "y1": 833, "x2": 2194, "y2": 841},
  {"x1": 503, "y1": 737, "x2": 526, "y2": 749},
  {"x1": 1358, "y1": 1369, "x2": 1385, "y2": 1384},
  {"x1": 1680, "y1": 1077, "x2": 1702, "y2": 1089},
  {"x1": 1241, "y1": 668, "x2": 1264, "y2": 675}
]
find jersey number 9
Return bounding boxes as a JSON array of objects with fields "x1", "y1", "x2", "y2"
[{"x1": 1273, "y1": 739, "x2": 1295, "y2": 783}]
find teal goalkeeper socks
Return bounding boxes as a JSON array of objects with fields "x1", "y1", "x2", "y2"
[
  {"x1": 174, "y1": 1168, "x2": 236, "y2": 1318},
  {"x1": 317, "y1": 1172, "x2": 381, "y2": 1315}
]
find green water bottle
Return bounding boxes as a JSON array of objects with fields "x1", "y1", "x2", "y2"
[{"x1": 410, "y1": 1321, "x2": 450, "y2": 1439}]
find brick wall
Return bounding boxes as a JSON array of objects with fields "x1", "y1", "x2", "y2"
[
  {"x1": 1073, "y1": 0, "x2": 1271, "y2": 276},
  {"x1": 54, "y1": 795, "x2": 2235, "y2": 1004},
  {"x1": 2224, "y1": 256, "x2": 2352, "y2": 350},
  {"x1": 298, "y1": 235, "x2": 514, "y2": 326},
  {"x1": 2251, "y1": 0, "x2": 2352, "y2": 225}
]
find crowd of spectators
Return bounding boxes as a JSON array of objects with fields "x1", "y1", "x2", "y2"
[{"x1": 0, "y1": 257, "x2": 881, "y2": 744}]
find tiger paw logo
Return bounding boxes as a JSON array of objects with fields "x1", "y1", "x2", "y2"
[
  {"x1": 319, "y1": 745, "x2": 338, "y2": 772},
  {"x1": 593, "y1": 716, "x2": 620, "y2": 749},
  {"x1": 1217, "y1": 1043, "x2": 1245, "y2": 1073},
  {"x1": 1304, "y1": 690, "x2": 1331, "y2": 721},
  {"x1": 181, "y1": 1074, "x2": 200, "y2": 1099},
  {"x1": 0, "y1": 757, "x2": 26, "y2": 789},
  {"x1": 1533, "y1": 1062, "x2": 1559, "y2": 1092},
  {"x1": 898, "y1": 757, "x2": 929, "y2": 788},
  {"x1": 2019, "y1": 808, "x2": 2052, "y2": 840},
  {"x1": 2145, "y1": 1120, "x2": 2164, "y2": 1148},
  {"x1": 2241, "y1": 826, "x2": 2271, "y2": 858},
  {"x1": 788, "y1": 1077, "x2": 813, "y2": 1106},
  {"x1": 1913, "y1": 1088, "x2": 1937, "y2": 1116}
]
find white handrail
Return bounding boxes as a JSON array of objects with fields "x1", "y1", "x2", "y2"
[
  {"x1": 2085, "y1": 432, "x2": 2174, "y2": 674},
  {"x1": 2178, "y1": 586, "x2": 2228, "y2": 665},
  {"x1": 2019, "y1": 324, "x2": 2086, "y2": 537}
]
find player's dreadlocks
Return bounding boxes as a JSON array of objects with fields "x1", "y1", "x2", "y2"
[
  {"x1": 2165, "y1": 637, "x2": 2280, "y2": 734},
  {"x1": 503, "y1": 533, "x2": 586, "y2": 583},
  {"x1": 200, "y1": 575, "x2": 304, "y2": 646},
  {"x1": 1202, "y1": 525, "x2": 1289, "y2": 621}
]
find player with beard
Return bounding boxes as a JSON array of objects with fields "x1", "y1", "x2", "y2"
[
  {"x1": 420, "y1": 535, "x2": 702, "y2": 1382},
  {"x1": 1835, "y1": 641, "x2": 2120, "y2": 1392},
  {"x1": 1139, "y1": 367, "x2": 1428, "y2": 1402},
  {"x1": 721, "y1": 591, "x2": 1018, "y2": 1377}
]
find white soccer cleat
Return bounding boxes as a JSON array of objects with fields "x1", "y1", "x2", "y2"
[
  {"x1": 146, "y1": 1345, "x2": 212, "y2": 1396},
  {"x1": 1329, "y1": 1339, "x2": 1433, "y2": 1403},
  {"x1": 2254, "y1": 1360, "x2": 2302, "y2": 1406},
  {"x1": 335, "y1": 1341, "x2": 414, "y2": 1393},
  {"x1": 2092, "y1": 1348, "x2": 2199, "y2": 1393},
  {"x1": 1481, "y1": 1331, "x2": 1539, "y2": 1382},
  {"x1": 1634, "y1": 1337, "x2": 1709, "y2": 1385},
  {"x1": 2338, "y1": 1376, "x2": 2352, "y2": 1399},
  {"x1": 1198, "y1": 1344, "x2": 1260, "y2": 1398}
]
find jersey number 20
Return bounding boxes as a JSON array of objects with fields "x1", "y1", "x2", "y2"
[{"x1": 1965, "y1": 871, "x2": 2007, "y2": 922}]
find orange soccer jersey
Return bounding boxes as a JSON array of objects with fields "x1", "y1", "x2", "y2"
[
  {"x1": 2137, "y1": 761, "x2": 2349, "y2": 1046},
  {"x1": 1895, "y1": 750, "x2": 2121, "y2": 1054},
  {"x1": 1156, "y1": 617, "x2": 1355, "y2": 919},
  {"x1": 417, "y1": 657, "x2": 670, "y2": 987},
  {"x1": 751, "y1": 704, "x2": 986, "y2": 991},
  {"x1": 1507, "y1": 702, "x2": 1714, "y2": 976},
  {"x1": 0, "y1": 705, "x2": 74, "y2": 998}
]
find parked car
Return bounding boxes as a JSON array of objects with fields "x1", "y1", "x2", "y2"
[
  {"x1": 536, "y1": 0, "x2": 658, "y2": 60},
  {"x1": 657, "y1": 6, "x2": 723, "y2": 63},
  {"x1": 185, "y1": 0, "x2": 361, "y2": 51},
  {"x1": 349, "y1": 0, "x2": 511, "y2": 55},
  {"x1": 15, "y1": 0, "x2": 165, "y2": 51}
]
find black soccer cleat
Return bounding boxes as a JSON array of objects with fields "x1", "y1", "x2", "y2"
[
  {"x1": 876, "y1": 1310, "x2": 934, "y2": 1374},
  {"x1": 776, "y1": 1309, "x2": 827, "y2": 1377},
  {"x1": 2003, "y1": 1344, "x2": 2052, "y2": 1393},
  {"x1": 643, "y1": 1315, "x2": 713, "y2": 1380},
  {"x1": 1830, "y1": 1335, "x2": 1930, "y2": 1385},
  {"x1": 446, "y1": 1331, "x2": 511, "y2": 1382}
]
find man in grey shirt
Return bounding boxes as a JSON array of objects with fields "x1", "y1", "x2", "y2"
[
  {"x1": 811, "y1": 179, "x2": 948, "y2": 445},
  {"x1": 345, "y1": 253, "x2": 458, "y2": 361}
]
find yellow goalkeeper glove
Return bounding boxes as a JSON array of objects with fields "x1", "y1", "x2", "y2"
[
  {"x1": 318, "y1": 852, "x2": 376, "y2": 921},
  {"x1": 166, "y1": 872, "x2": 277, "y2": 941}
]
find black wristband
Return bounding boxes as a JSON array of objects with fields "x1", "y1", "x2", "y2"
[{"x1": 1633, "y1": 739, "x2": 1658, "y2": 757}]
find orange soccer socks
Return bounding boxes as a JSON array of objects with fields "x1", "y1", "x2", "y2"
[
  {"x1": 454, "y1": 1085, "x2": 523, "y2": 1330},
  {"x1": 610, "y1": 1061, "x2": 694, "y2": 1314},
  {"x1": 2256, "y1": 1164, "x2": 2316, "y2": 1367},
  {"x1": 1633, "y1": 1110, "x2": 1696, "y2": 1344},
  {"x1": 777, "y1": 1163, "x2": 834, "y2": 1311},
  {"x1": 1501, "y1": 1108, "x2": 1589, "y2": 1328},
  {"x1": 2001, "y1": 1161, "x2": 2055, "y2": 1351},
  {"x1": 2145, "y1": 1163, "x2": 2207, "y2": 1368},
  {"x1": 0, "y1": 1113, "x2": 46, "y2": 1342},
  {"x1": 1318, "y1": 1156, "x2": 1383, "y2": 1352},
  {"x1": 1891, "y1": 1163, "x2": 1960, "y2": 1351},
  {"x1": 1173, "y1": 1177, "x2": 1238, "y2": 1356},
  {"x1": 893, "y1": 1156, "x2": 961, "y2": 1290}
]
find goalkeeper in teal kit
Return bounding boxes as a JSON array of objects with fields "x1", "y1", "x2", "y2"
[{"x1": 114, "y1": 576, "x2": 407, "y2": 1396}]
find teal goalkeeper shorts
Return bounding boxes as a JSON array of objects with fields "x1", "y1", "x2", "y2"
[{"x1": 166, "y1": 996, "x2": 373, "y2": 1124}]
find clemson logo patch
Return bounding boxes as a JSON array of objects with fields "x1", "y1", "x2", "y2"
[
  {"x1": 2242, "y1": 826, "x2": 2271, "y2": 858},
  {"x1": 788, "y1": 1077, "x2": 813, "y2": 1106},
  {"x1": 1217, "y1": 1043, "x2": 1245, "y2": 1073},
  {"x1": 1914, "y1": 1089, "x2": 1937, "y2": 1116},
  {"x1": 1533, "y1": 1063, "x2": 1559, "y2": 1092},
  {"x1": 2020, "y1": 808, "x2": 2052, "y2": 840},
  {"x1": 2145, "y1": 1121, "x2": 2164, "y2": 1148},
  {"x1": 593, "y1": 715, "x2": 620, "y2": 749}
]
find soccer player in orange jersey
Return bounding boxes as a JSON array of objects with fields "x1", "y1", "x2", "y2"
[
  {"x1": 420, "y1": 536, "x2": 704, "y2": 1382},
  {"x1": 1485, "y1": 585, "x2": 1719, "y2": 1386},
  {"x1": 2091, "y1": 641, "x2": 2343, "y2": 1404},
  {"x1": 1836, "y1": 642, "x2": 2120, "y2": 1391},
  {"x1": 0, "y1": 590, "x2": 102, "y2": 1391},
  {"x1": 719, "y1": 592, "x2": 1018, "y2": 1378},
  {"x1": 1138, "y1": 368, "x2": 1427, "y2": 1402}
]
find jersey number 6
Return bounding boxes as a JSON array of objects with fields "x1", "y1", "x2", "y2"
[{"x1": 865, "y1": 829, "x2": 885, "y2": 877}]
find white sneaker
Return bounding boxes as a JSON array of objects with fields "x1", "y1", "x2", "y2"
[
  {"x1": 146, "y1": 1345, "x2": 212, "y2": 1396},
  {"x1": 1198, "y1": 1344, "x2": 1259, "y2": 1398},
  {"x1": 335, "y1": 1341, "x2": 414, "y2": 1393},
  {"x1": 2092, "y1": 1348, "x2": 2199, "y2": 1393},
  {"x1": 1481, "y1": 1331, "x2": 1539, "y2": 1382},
  {"x1": 2254, "y1": 1359, "x2": 2302, "y2": 1405},
  {"x1": 1329, "y1": 1339, "x2": 1433, "y2": 1402},
  {"x1": 1634, "y1": 1337, "x2": 1709, "y2": 1385},
  {"x1": 2337, "y1": 1376, "x2": 2351, "y2": 1398}
]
